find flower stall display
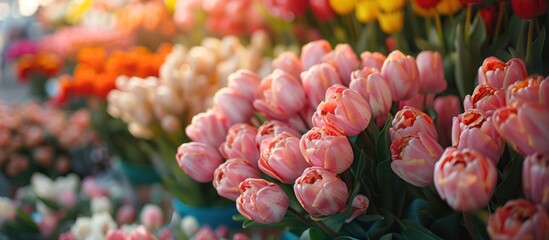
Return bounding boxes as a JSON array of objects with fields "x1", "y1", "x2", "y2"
[
  {"x1": 0, "y1": 101, "x2": 96, "y2": 191},
  {"x1": 14, "y1": 52, "x2": 62, "y2": 101},
  {"x1": 173, "y1": 37, "x2": 549, "y2": 238}
]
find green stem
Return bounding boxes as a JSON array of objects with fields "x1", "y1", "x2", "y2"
[
  {"x1": 287, "y1": 207, "x2": 338, "y2": 238},
  {"x1": 464, "y1": 4, "x2": 472, "y2": 46},
  {"x1": 525, "y1": 19, "x2": 534, "y2": 65},
  {"x1": 425, "y1": 16, "x2": 432, "y2": 38},
  {"x1": 492, "y1": 0, "x2": 505, "y2": 43},
  {"x1": 434, "y1": 12, "x2": 445, "y2": 51}
]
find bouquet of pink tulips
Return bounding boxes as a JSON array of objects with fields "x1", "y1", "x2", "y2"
[{"x1": 174, "y1": 39, "x2": 549, "y2": 239}]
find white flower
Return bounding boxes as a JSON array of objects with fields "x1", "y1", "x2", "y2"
[
  {"x1": 180, "y1": 215, "x2": 199, "y2": 237},
  {"x1": 31, "y1": 173, "x2": 55, "y2": 200},
  {"x1": 36, "y1": 201, "x2": 52, "y2": 215},
  {"x1": 91, "y1": 196, "x2": 112, "y2": 214},
  {"x1": 54, "y1": 173, "x2": 79, "y2": 193},
  {"x1": 71, "y1": 217, "x2": 92, "y2": 239},
  {"x1": 0, "y1": 197, "x2": 16, "y2": 222},
  {"x1": 90, "y1": 212, "x2": 117, "y2": 236}
]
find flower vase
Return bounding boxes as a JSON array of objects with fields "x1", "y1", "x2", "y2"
[
  {"x1": 117, "y1": 159, "x2": 162, "y2": 186},
  {"x1": 171, "y1": 198, "x2": 241, "y2": 229}
]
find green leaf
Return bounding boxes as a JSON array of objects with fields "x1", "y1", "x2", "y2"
[
  {"x1": 355, "y1": 214, "x2": 385, "y2": 224},
  {"x1": 37, "y1": 197, "x2": 61, "y2": 211},
  {"x1": 401, "y1": 220, "x2": 442, "y2": 240},
  {"x1": 300, "y1": 227, "x2": 326, "y2": 240},
  {"x1": 528, "y1": 27, "x2": 546, "y2": 74},
  {"x1": 495, "y1": 155, "x2": 524, "y2": 205},
  {"x1": 463, "y1": 211, "x2": 490, "y2": 240},
  {"x1": 376, "y1": 161, "x2": 405, "y2": 216},
  {"x1": 454, "y1": 14, "x2": 486, "y2": 100},
  {"x1": 430, "y1": 213, "x2": 464, "y2": 240},
  {"x1": 334, "y1": 237, "x2": 360, "y2": 240},
  {"x1": 380, "y1": 233, "x2": 402, "y2": 240},
  {"x1": 376, "y1": 116, "x2": 393, "y2": 164},
  {"x1": 404, "y1": 199, "x2": 433, "y2": 226}
]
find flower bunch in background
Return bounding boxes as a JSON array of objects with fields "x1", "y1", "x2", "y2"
[
  {"x1": 14, "y1": 52, "x2": 62, "y2": 101},
  {"x1": 174, "y1": 38, "x2": 548, "y2": 238},
  {"x1": 0, "y1": 101, "x2": 95, "y2": 189}
]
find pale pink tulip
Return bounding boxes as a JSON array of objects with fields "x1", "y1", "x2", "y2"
[
  {"x1": 259, "y1": 133, "x2": 310, "y2": 184},
  {"x1": 193, "y1": 226, "x2": 219, "y2": 240},
  {"x1": 345, "y1": 194, "x2": 370, "y2": 223},
  {"x1": 380, "y1": 50, "x2": 419, "y2": 101},
  {"x1": 256, "y1": 120, "x2": 301, "y2": 152},
  {"x1": 523, "y1": 153, "x2": 549, "y2": 209},
  {"x1": 506, "y1": 75, "x2": 546, "y2": 106},
  {"x1": 260, "y1": 0, "x2": 308, "y2": 21},
  {"x1": 301, "y1": 40, "x2": 332, "y2": 70},
  {"x1": 398, "y1": 93, "x2": 435, "y2": 110},
  {"x1": 433, "y1": 95, "x2": 462, "y2": 148},
  {"x1": 294, "y1": 167, "x2": 349, "y2": 217},
  {"x1": 478, "y1": 57, "x2": 527, "y2": 90},
  {"x1": 300, "y1": 126, "x2": 353, "y2": 174},
  {"x1": 116, "y1": 205, "x2": 136, "y2": 225},
  {"x1": 434, "y1": 148, "x2": 497, "y2": 212},
  {"x1": 213, "y1": 87, "x2": 254, "y2": 126},
  {"x1": 487, "y1": 199, "x2": 549, "y2": 240},
  {"x1": 254, "y1": 70, "x2": 306, "y2": 120},
  {"x1": 106, "y1": 230, "x2": 127, "y2": 240},
  {"x1": 312, "y1": 84, "x2": 372, "y2": 136},
  {"x1": 349, "y1": 68, "x2": 392, "y2": 127},
  {"x1": 452, "y1": 109, "x2": 504, "y2": 164},
  {"x1": 540, "y1": 77, "x2": 549, "y2": 105},
  {"x1": 464, "y1": 84, "x2": 506, "y2": 117},
  {"x1": 232, "y1": 233, "x2": 250, "y2": 240},
  {"x1": 360, "y1": 51, "x2": 386, "y2": 70},
  {"x1": 213, "y1": 158, "x2": 262, "y2": 201},
  {"x1": 176, "y1": 142, "x2": 223, "y2": 183},
  {"x1": 237, "y1": 178, "x2": 289, "y2": 223},
  {"x1": 390, "y1": 132, "x2": 444, "y2": 187},
  {"x1": 416, "y1": 51, "x2": 447, "y2": 94},
  {"x1": 301, "y1": 63, "x2": 343, "y2": 108},
  {"x1": 219, "y1": 124, "x2": 260, "y2": 166},
  {"x1": 272, "y1": 51, "x2": 303, "y2": 81},
  {"x1": 185, "y1": 109, "x2": 228, "y2": 148},
  {"x1": 492, "y1": 102, "x2": 549, "y2": 155},
  {"x1": 390, "y1": 106, "x2": 437, "y2": 142},
  {"x1": 57, "y1": 190, "x2": 77, "y2": 209},
  {"x1": 228, "y1": 69, "x2": 261, "y2": 101},
  {"x1": 128, "y1": 225, "x2": 155, "y2": 240},
  {"x1": 322, "y1": 44, "x2": 360, "y2": 86},
  {"x1": 39, "y1": 214, "x2": 58, "y2": 237},
  {"x1": 140, "y1": 204, "x2": 164, "y2": 229}
]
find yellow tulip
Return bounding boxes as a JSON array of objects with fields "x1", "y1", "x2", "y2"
[
  {"x1": 378, "y1": 10, "x2": 404, "y2": 34},
  {"x1": 355, "y1": 0, "x2": 378, "y2": 23},
  {"x1": 435, "y1": 0, "x2": 462, "y2": 16},
  {"x1": 164, "y1": 0, "x2": 177, "y2": 14},
  {"x1": 412, "y1": 1, "x2": 436, "y2": 17},
  {"x1": 376, "y1": 0, "x2": 405, "y2": 12},
  {"x1": 329, "y1": 0, "x2": 357, "y2": 15},
  {"x1": 65, "y1": 0, "x2": 93, "y2": 24}
]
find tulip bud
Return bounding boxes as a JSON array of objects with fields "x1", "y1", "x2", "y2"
[
  {"x1": 322, "y1": 44, "x2": 360, "y2": 86},
  {"x1": 416, "y1": 51, "x2": 447, "y2": 94},
  {"x1": 434, "y1": 148, "x2": 497, "y2": 212},
  {"x1": 272, "y1": 51, "x2": 304, "y2": 81},
  {"x1": 355, "y1": 0, "x2": 378, "y2": 23},
  {"x1": 313, "y1": 84, "x2": 372, "y2": 136},
  {"x1": 378, "y1": 10, "x2": 404, "y2": 34},
  {"x1": 477, "y1": 57, "x2": 528, "y2": 90},
  {"x1": 213, "y1": 87, "x2": 254, "y2": 126},
  {"x1": 256, "y1": 120, "x2": 301, "y2": 152},
  {"x1": 140, "y1": 204, "x2": 164, "y2": 229},
  {"x1": 116, "y1": 205, "x2": 136, "y2": 225},
  {"x1": 506, "y1": 75, "x2": 546, "y2": 106},
  {"x1": 380, "y1": 50, "x2": 419, "y2": 101},
  {"x1": 259, "y1": 133, "x2": 310, "y2": 184},
  {"x1": 511, "y1": 0, "x2": 547, "y2": 19},
  {"x1": 349, "y1": 68, "x2": 392, "y2": 126},
  {"x1": 128, "y1": 225, "x2": 155, "y2": 240},
  {"x1": 522, "y1": 153, "x2": 549, "y2": 209},
  {"x1": 464, "y1": 84, "x2": 506, "y2": 117},
  {"x1": 227, "y1": 70, "x2": 261, "y2": 101},
  {"x1": 294, "y1": 167, "x2": 349, "y2": 217},
  {"x1": 176, "y1": 142, "x2": 223, "y2": 183},
  {"x1": 237, "y1": 178, "x2": 289, "y2": 223},
  {"x1": 390, "y1": 106, "x2": 438, "y2": 142},
  {"x1": 301, "y1": 63, "x2": 343, "y2": 108},
  {"x1": 433, "y1": 95, "x2": 462, "y2": 148},
  {"x1": 487, "y1": 199, "x2": 549, "y2": 239},
  {"x1": 415, "y1": 0, "x2": 441, "y2": 9},
  {"x1": 260, "y1": 0, "x2": 308, "y2": 21},
  {"x1": 329, "y1": 0, "x2": 356, "y2": 14},
  {"x1": 192, "y1": 226, "x2": 219, "y2": 240},
  {"x1": 185, "y1": 109, "x2": 228, "y2": 148},
  {"x1": 106, "y1": 230, "x2": 127, "y2": 240},
  {"x1": 345, "y1": 194, "x2": 370, "y2": 223},
  {"x1": 220, "y1": 124, "x2": 260, "y2": 166},
  {"x1": 254, "y1": 70, "x2": 307, "y2": 120},
  {"x1": 452, "y1": 109, "x2": 505, "y2": 164},
  {"x1": 301, "y1": 40, "x2": 333, "y2": 70},
  {"x1": 391, "y1": 132, "x2": 444, "y2": 187},
  {"x1": 310, "y1": 0, "x2": 336, "y2": 21},
  {"x1": 360, "y1": 51, "x2": 386, "y2": 70},
  {"x1": 213, "y1": 158, "x2": 262, "y2": 201},
  {"x1": 300, "y1": 126, "x2": 353, "y2": 174},
  {"x1": 435, "y1": 0, "x2": 462, "y2": 15}
]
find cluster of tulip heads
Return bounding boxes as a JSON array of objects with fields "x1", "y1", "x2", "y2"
[{"x1": 176, "y1": 38, "x2": 549, "y2": 238}]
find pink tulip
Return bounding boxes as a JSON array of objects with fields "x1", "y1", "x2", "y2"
[
  {"x1": 57, "y1": 190, "x2": 77, "y2": 209},
  {"x1": 433, "y1": 95, "x2": 462, "y2": 148},
  {"x1": 227, "y1": 70, "x2": 261, "y2": 101},
  {"x1": 106, "y1": 230, "x2": 127, "y2": 240},
  {"x1": 176, "y1": 142, "x2": 223, "y2": 183},
  {"x1": 487, "y1": 199, "x2": 549, "y2": 240},
  {"x1": 38, "y1": 214, "x2": 58, "y2": 237},
  {"x1": 272, "y1": 51, "x2": 304, "y2": 81},
  {"x1": 322, "y1": 44, "x2": 360, "y2": 86},
  {"x1": 282, "y1": 106, "x2": 314, "y2": 132},
  {"x1": 254, "y1": 70, "x2": 307, "y2": 120},
  {"x1": 300, "y1": 126, "x2": 353, "y2": 174},
  {"x1": 492, "y1": 102, "x2": 549, "y2": 155},
  {"x1": 256, "y1": 120, "x2": 301, "y2": 152},
  {"x1": 380, "y1": 50, "x2": 420, "y2": 101},
  {"x1": 213, "y1": 158, "x2": 262, "y2": 201},
  {"x1": 390, "y1": 106, "x2": 437, "y2": 142},
  {"x1": 434, "y1": 148, "x2": 497, "y2": 212},
  {"x1": 540, "y1": 77, "x2": 549, "y2": 105},
  {"x1": 390, "y1": 132, "x2": 444, "y2": 187},
  {"x1": 213, "y1": 87, "x2": 254, "y2": 126},
  {"x1": 259, "y1": 133, "x2": 310, "y2": 183},
  {"x1": 301, "y1": 40, "x2": 333, "y2": 70},
  {"x1": 464, "y1": 84, "x2": 506, "y2": 117},
  {"x1": 360, "y1": 51, "x2": 386, "y2": 70},
  {"x1": 294, "y1": 167, "x2": 349, "y2": 217},
  {"x1": 220, "y1": 124, "x2": 260, "y2": 166},
  {"x1": 193, "y1": 226, "x2": 220, "y2": 240},
  {"x1": 58, "y1": 231, "x2": 76, "y2": 240},
  {"x1": 478, "y1": 57, "x2": 528, "y2": 90},
  {"x1": 237, "y1": 178, "x2": 289, "y2": 223},
  {"x1": 345, "y1": 194, "x2": 370, "y2": 223},
  {"x1": 313, "y1": 84, "x2": 372, "y2": 136},
  {"x1": 116, "y1": 205, "x2": 136, "y2": 225},
  {"x1": 82, "y1": 178, "x2": 109, "y2": 199},
  {"x1": 349, "y1": 68, "x2": 392, "y2": 127},
  {"x1": 128, "y1": 225, "x2": 155, "y2": 240},
  {"x1": 416, "y1": 51, "x2": 447, "y2": 94},
  {"x1": 523, "y1": 153, "x2": 549, "y2": 209},
  {"x1": 452, "y1": 109, "x2": 505, "y2": 164},
  {"x1": 309, "y1": 0, "x2": 335, "y2": 21},
  {"x1": 185, "y1": 109, "x2": 229, "y2": 148},
  {"x1": 140, "y1": 204, "x2": 164, "y2": 229},
  {"x1": 506, "y1": 75, "x2": 546, "y2": 106},
  {"x1": 301, "y1": 63, "x2": 343, "y2": 108},
  {"x1": 232, "y1": 233, "x2": 250, "y2": 240},
  {"x1": 398, "y1": 93, "x2": 435, "y2": 110},
  {"x1": 260, "y1": 0, "x2": 308, "y2": 21}
]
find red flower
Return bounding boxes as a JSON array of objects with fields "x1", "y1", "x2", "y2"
[
  {"x1": 459, "y1": 0, "x2": 482, "y2": 4},
  {"x1": 480, "y1": 4, "x2": 498, "y2": 35},
  {"x1": 511, "y1": 0, "x2": 547, "y2": 19},
  {"x1": 414, "y1": 0, "x2": 441, "y2": 9}
]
